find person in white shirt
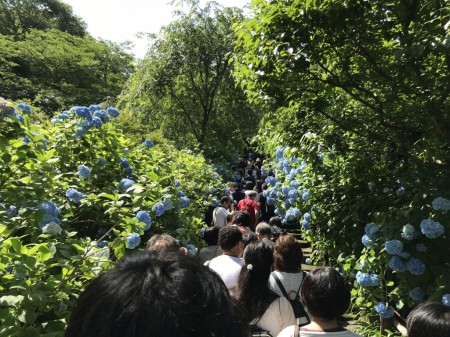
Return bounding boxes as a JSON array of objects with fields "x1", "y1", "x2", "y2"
[
  {"x1": 277, "y1": 267, "x2": 362, "y2": 337},
  {"x1": 233, "y1": 241, "x2": 295, "y2": 337},
  {"x1": 212, "y1": 196, "x2": 234, "y2": 227},
  {"x1": 208, "y1": 226, "x2": 243, "y2": 292}
]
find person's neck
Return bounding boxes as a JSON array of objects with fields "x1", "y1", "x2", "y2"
[
  {"x1": 222, "y1": 249, "x2": 240, "y2": 258},
  {"x1": 304, "y1": 317, "x2": 339, "y2": 331}
]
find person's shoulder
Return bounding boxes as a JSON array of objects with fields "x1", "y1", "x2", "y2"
[{"x1": 276, "y1": 325, "x2": 296, "y2": 337}]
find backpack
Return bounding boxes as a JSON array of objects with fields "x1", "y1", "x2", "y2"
[{"x1": 271, "y1": 272, "x2": 310, "y2": 326}]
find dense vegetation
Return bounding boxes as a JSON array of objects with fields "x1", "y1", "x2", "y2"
[
  {"x1": 1, "y1": 0, "x2": 449, "y2": 336},
  {"x1": 0, "y1": 0, "x2": 134, "y2": 112},
  {"x1": 234, "y1": 0, "x2": 449, "y2": 333},
  {"x1": 119, "y1": 2, "x2": 260, "y2": 161}
]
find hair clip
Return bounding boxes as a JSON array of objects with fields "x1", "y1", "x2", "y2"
[{"x1": 247, "y1": 264, "x2": 253, "y2": 270}]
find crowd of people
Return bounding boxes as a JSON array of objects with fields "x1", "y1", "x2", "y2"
[{"x1": 65, "y1": 155, "x2": 450, "y2": 337}]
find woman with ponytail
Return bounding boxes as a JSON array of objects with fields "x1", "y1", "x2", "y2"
[{"x1": 233, "y1": 241, "x2": 295, "y2": 336}]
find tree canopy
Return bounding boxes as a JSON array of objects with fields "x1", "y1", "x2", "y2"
[
  {"x1": 119, "y1": 2, "x2": 260, "y2": 161},
  {"x1": 0, "y1": 0, "x2": 86, "y2": 37},
  {"x1": 0, "y1": 1, "x2": 134, "y2": 112}
]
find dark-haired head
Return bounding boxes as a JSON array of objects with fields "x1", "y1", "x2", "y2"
[
  {"x1": 65, "y1": 252, "x2": 247, "y2": 337},
  {"x1": 234, "y1": 241, "x2": 278, "y2": 324},
  {"x1": 300, "y1": 267, "x2": 350, "y2": 320},
  {"x1": 146, "y1": 234, "x2": 180, "y2": 253},
  {"x1": 245, "y1": 181, "x2": 255, "y2": 190},
  {"x1": 274, "y1": 235, "x2": 303, "y2": 273},
  {"x1": 218, "y1": 225, "x2": 243, "y2": 251},
  {"x1": 220, "y1": 196, "x2": 232, "y2": 206},
  {"x1": 242, "y1": 232, "x2": 258, "y2": 247},
  {"x1": 269, "y1": 216, "x2": 282, "y2": 227},
  {"x1": 406, "y1": 302, "x2": 450, "y2": 337},
  {"x1": 204, "y1": 226, "x2": 220, "y2": 246},
  {"x1": 232, "y1": 211, "x2": 251, "y2": 227}
]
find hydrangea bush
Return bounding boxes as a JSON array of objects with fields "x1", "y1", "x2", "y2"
[
  {"x1": 258, "y1": 140, "x2": 449, "y2": 326},
  {"x1": 0, "y1": 99, "x2": 224, "y2": 335}
]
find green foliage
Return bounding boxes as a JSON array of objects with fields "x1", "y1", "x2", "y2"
[
  {"x1": 0, "y1": 29, "x2": 135, "y2": 112},
  {"x1": 234, "y1": 0, "x2": 450, "y2": 329},
  {"x1": 0, "y1": 0, "x2": 86, "y2": 37},
  {"x1": 119, "y1": 2, "x2": 260, "y2": 161},
  {"x1": 0, "y1": 100, "x2": 224, "y2": 335}
]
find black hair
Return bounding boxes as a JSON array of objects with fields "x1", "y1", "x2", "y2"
[
  {"x1": 204, "y1": 226, "x2": 220, "y2": 246},
  {"x1": 261, "y1": 183, "x2": 268, "y2": 190},
  {"x1": 65, "y1": 252, "x2": 247, "y2": 337},
  {"x1": 406, "y1": 302, "x2": 450, "y2": 337},
  {"x1": 232, "y1": 211, "x2": 251, "y2": 227},
  {"x1": 234, "y1": 241, "x2": 278, "y2": 324},
  {"x1": 218, "y1": 226, "x2": 243, "y2": 250},
  {"x1": 242, "y1": 232, "x2": 258, "y2": 247},
  {"x1": 245, "y1": 181, "x2": 255, "y2": 190},
  {"x1": 300, "y1": 267, "x2": 350, "y2": 320},
  {"x1": 146, "y1": 234, "x2": 180, "y2": 252},
  {"x1": 220, "y1": 196, "x2": 231, "y2": 205},
  {"x1": 273, "y1": 235, "x2": 303, "y2": 273},
  {"x1": 269, "y1": 216, "x2": 282, "y2": 227}
]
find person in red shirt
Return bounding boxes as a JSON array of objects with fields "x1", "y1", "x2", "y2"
[{"x1": 237, "y1": 190, "x2": 260, "y2": 230}]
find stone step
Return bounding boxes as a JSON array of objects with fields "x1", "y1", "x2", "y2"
[{"x1": 301, "y1": 264, "x2": 315, "y2": 271}]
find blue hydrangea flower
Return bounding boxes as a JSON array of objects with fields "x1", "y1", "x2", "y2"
[
  {"x1": 401, "y1": 224, "x2": 417, "y2": 240},
  {"x1": 292, "y1": 208, "x2": 301, "y2": 218},
  {"x1": 174, "y1": 179, "x2": 181, "y2": 188},
  {"x1": 266, "y1": 197, "x2": 276, "y2": 206},
  {"x1": 119, "y1": 178, "x2": 134, "y2": 191},
  {"x1": 432, "y1": 197, "x2": 450, "y2": 211},
  {"x1": 89, "y1": 105, "x2": 101, "y2": 112},
  {"x1": 92, "y1": 116, "x2": 102, "y2": 128},
  {"x1": 420, "y1": 219, "x2": 444, "y2": 238},
  {"x1": 126, "y1": 233, "x2": 141, "y2": 249},
  {"x1": 415, "y1": 243, "x2": 427, "y2": 252},
  {"x1": 120, "y1": 158, "x2": 131, "y2": 169},
  {"x1": 66, "y1": 188, "x2": 84, "y2": 203},
  {"x1": 317, "y1": 153, "x2": 324, "y2": 161},
  {"x1": 97, "y1": 240, "x2": 108, "y2": 248},
  {"x1": 40, "y1": 202, "x2": 60, "y2": 217},
  {"x1": 290, "y1": 180, "x2": 300, "y2": 189},
  {"x1": 356, "y1": 271, "x2": 380, "y2": 287},
  {"x1": 407, "y1": 258, "x2": 426, "y2": 275},
  {"x1": 179, "y1": 197, "x2": 190, "y2": 208},
  {"x1": 17, "y1": 103, "x2": 31, "y2": 114},
  {"x1": 301, "y1": 220, "x2": 311, "y2": 229},
  {"x1": 276, "y1": 147, "x2": 284, "y2": 160},
  {"x1": 443, "y1": 294, "x2": 450, "y2": 306},
  {"x1": 301, "y1": 191, "x2": 310, "y2": 201},
  {"x1": 385, "y1": 240, "x2": 404, "y2": 255},
  {"x1": 97, "y1": 158, "x2": 107, "y2": 165},
  {"x1": 288, "y1": 189, "x2": 298, "y2": 200},
  {"x1": 13, "y1": 112, "x2": 24, "y2": 123},
  {"x1": 162, "y1": 198, "x2": 174, "y2": 211},
  {"x1": 389, "y1": 256, "x2": 407, "y2": 272},
  {"x1": 375, "y1": 302, "x2": 395, "y2": 318},
  {"x1": 305, "y1": 258, "x2": 311, "y2": 264},
  {"x1": 56, "y1": 113, "x2": 70, "y2": 121},
  {"x1": 409, "y1": 287, "x2": 425, "y2": 301},
  {"x1": 75, "y1": 127, "x2": 86, "y2": 138},
  {"x1": 78, "y1": 165, "x2": 91, "y2": 179},
  {"x1": 107, "y1": 107, "x2": 120, "y2": 118},
  {"x1": 365, "y1": 223, "x2": 379, "y2": 238},
  {"x1": 136, "y1": 211, "x2": 151, "y2": 230},
  {"x1": 41, "y1": 222, "x2": 62, "y2": 235},
  {"x1": 282, "y1": 185, "x2": 290, "y2": 196},
  {"x1": 303, "y1": 212, "x2": 312, "y2": 222},
  {"x1": 177, "y1": 191, "x2": 186, "y2": 198},
  {"x1": 185, "y1": 244, "x2": 196, "y2": 256},
  {"x1": 6, "y1": 205, "x2": 17, "y2": 217},
  {"x1": 143, "y1": 139, "x2": 154, "y2": 148},
  {"x1": 153, "y1": 202, "x2": 165, "y2": 217},
  {"x1": 327, "y1": 153, "x2": 335, "y2": 160},
  {"x1": 265, "y1": 176, "x2": 277, "y2": 186},
  {"x1": 74, "y1": 106, "x2": 90, "y2": 118},
  {"x1": 396, "y1": 187, "x2": 405, "y2": 196},
  {"x1": 285, "y1": 208, "x2": 295, "y2": 221},
  {"x1": 362, "y1": 235, "x2": 373, "y2": 247}
]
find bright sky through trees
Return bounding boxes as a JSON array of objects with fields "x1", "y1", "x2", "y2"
[{"x1": 61, "y1": 0, "x2": 247, "y2": 58}]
